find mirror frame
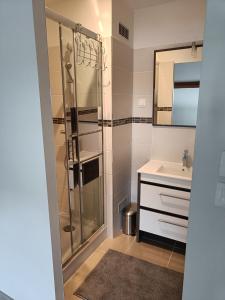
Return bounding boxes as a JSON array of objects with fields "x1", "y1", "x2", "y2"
[{"x1": 152, "y1": 44, "x2": 203, "y2": 128}]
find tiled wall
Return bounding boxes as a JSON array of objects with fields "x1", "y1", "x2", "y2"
[
  {"x1": 131, "y1": 0, "x2": 205, "y2": 200},
  {"x1": 111, "y1": 0, "x2": 134, "y2": 235}
]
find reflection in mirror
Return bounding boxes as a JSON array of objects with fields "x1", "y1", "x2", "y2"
[{"x1": 153, "y1": 44, "x2": 203, "y2": 127}]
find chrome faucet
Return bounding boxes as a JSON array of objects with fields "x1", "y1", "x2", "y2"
[{"x1": 182, "y1": 150, "x2": 189, "y2": 168}]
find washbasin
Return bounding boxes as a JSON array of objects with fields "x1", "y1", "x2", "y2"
[
  {"x1": 138, "y1": 160, "x2": 193, "y2": 183},
  {"x1": 157, "y1": 163, "x2": 192, "y2": 179}
]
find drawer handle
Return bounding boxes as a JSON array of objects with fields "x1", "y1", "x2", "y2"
[
  {"x1": 160, "y1": 193, "x2": 189, "y2": 201},
  {"x1": 158, "y1": 219, "x2": 188, "y2": 229}
]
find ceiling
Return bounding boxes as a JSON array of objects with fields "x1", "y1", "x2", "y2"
[{"x1": 125, "y1": 0, "x2": 176, "y2": 10}]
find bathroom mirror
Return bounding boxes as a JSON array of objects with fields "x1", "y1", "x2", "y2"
[{"x1": 153, "y1": 44, "x2": 203, "y2": 127}]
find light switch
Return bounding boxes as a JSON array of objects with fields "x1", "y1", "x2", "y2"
[
  {"x1": 137, "y1": 98, "x2": 146, "y2": 107},
  {"x1": 219, "y1": 151, "x2": 225, "y2": 177},
  {"x1": 215, "y1": 182, "x2": 225, "y2": 208}
]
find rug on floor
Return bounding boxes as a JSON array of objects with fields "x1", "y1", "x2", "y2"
[{"x1": 74, "y1": 249, "x2": 183, "y2": 300}]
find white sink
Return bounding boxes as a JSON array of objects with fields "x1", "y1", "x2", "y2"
[
  {"x1": 138, "y1": 160, "x2": 192, "y2": 186},
  {"x1": 157, "y1": 163, "x2": 192, "y2": 180}
]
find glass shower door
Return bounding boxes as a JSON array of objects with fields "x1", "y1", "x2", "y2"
[
  {"x1": 46, "y1": 19, "x2": 75, "y2": 264},
  {"x1": 74, "y1": 32, "x2": 104, "y2": 242},
  {"x1": 59, "y1": 25, "x2": 82, "y2": 255},
  {"x1": 47, "y1": 14, "x2": 104, "y2": 265}
]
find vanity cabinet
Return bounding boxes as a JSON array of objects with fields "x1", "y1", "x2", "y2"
[{"x1": 137, "y1": 175, "x2": 191, "y2": 249}]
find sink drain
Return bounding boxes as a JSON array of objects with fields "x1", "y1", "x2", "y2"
[{"x1": 63, "y1": 225, "x2": 75, "y2": 232}]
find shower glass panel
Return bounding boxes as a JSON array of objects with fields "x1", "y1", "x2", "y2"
[
  {"x1": 74, "y1": 32, "x2": 104, "y2": 243},
  {"x1": 75, "y1": 33, "x2": 101, "y2": 136},
  {"x1": 81, "y1": 157, "x2": 104, "y2": 241},
  {"x1": 46, "y1": 12, "x2": 104, "y2": 266},
  {"x1": 46, "y1": 19, "x2": 74, "y2": 264},
  {"x1": 59, "y1": 25, "x2": 82, "y2": 254}
]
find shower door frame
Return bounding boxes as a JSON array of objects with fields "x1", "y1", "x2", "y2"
[{"x1": 46, "y1": 7, "x2": 105, "y2": 267}]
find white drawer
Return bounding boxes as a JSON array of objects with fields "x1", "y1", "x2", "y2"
[
  {"x1": 140, "y1": 183, "x2": 190, "y2": 217},
  {"x1": 140, "y1": 209, "x2": 188, "y2": 243}
]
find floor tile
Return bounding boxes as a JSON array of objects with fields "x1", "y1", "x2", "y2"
[
  {"x1": 64, "y1": 234, "x2": 184, "y2": 300},
  {"x1": 126, "y1": 240, "x2": 172, "y2": 268},
  {"x1": 97, "y1": 234, "x2": 135, "y2": 254},
  {"x1": 167, "y1": 251, "x2": 185, "y2": 273},
  {"x1": 64, "y1": 249, "x2": 105, "y2": 299}
]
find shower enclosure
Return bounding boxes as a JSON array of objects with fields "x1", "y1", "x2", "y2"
[{"x1": 46, "y1": 9, "x2": 104, "y2": 265}]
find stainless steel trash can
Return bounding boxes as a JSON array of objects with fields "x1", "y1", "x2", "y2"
[{"x1": 122, "y1": 203, "x2": 137, "y2": 235}]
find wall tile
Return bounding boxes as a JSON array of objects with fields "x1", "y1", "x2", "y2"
[
  {"x1": 53, "y1": 124, "x2": 66, "y2": 147},
  {"x1": 131, "y1": 123, "x2": 153, "y2": 200},
  {"x1": 51, "y1": 95, "x2": 64, "y2": 118},
  {"x1": 49, "y1": 70, "x2": 63, "y2": 96},
  {"x1": 103, "y1": 37, "x2": 112, "y2": 68},
  {"x1": 104, "y1": 150, "x2": 113, "y2": 175},
  {"x1": 48, "y1": 46, "x2": 61, "y2": 73},
  {"x1": 112, "y1": 67, "x2": 133, "y2": 95},
  {"x1": 113, "y1": 166, "x2": 131, "y2": 200},
  {"x1": 133, "y1": 71, "x2": 153, "y2": 95},
  {"x1": 132, "y1": 94, "x2": 153, "y2": 118},
  {"x1": 103, "y1": 66, "x2": 112, "y2": 120},
  {"x1": 103, "y1": 127, "x2": 112, "y2": 151},
  {"x1": 112, "y1": 94, "x2": 133, "y2": 119},
  {"x1": 133, "y1": 47, "x2": 155, "y2": 72},
  {"x1": 112, "y1": 38, "x2": 133, "y2": 71},
  {"x1": 151, "y1": 127, "x2": 196, "y2": 163}
]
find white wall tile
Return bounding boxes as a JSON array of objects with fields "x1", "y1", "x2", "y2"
[
  {"x1": 112, "y1": 0, "x2": 134, "y2": 48},
  {"x1": 53, "y1": 124, "x2": 65, "y2": 147},
  {"x1": 151, "y1": 127, "x2": 196, "y2": 163},
  {"x1": 104, "y1": 173, "x2": 113, "y2": 237},
  {"x1": 112, "y1": 66, "x2": 133, "y2": 95},
  {"x1": 132, "y1": 94, "x2": 153, "y2": 118},
  {"x1": 51, "y1": 95, "x2": 64, "y2": 118},
  {"x1": 132, "y1": 123, "x2": 152, "y2": 144},
  {"x1": 49, "y1": 70, "x2": 63, "y2": 96},
  {"x1": 133, "y1": 47, "x2": 155, "y2": 72},
  {"x1": 103, "y1": 127, "x2": 112, "y2": 151},
  {"x1": 131, "y1": 123, "x2": 152, "y2": 200},
  {"x1": 113, "y1": 167, "x2": 131, "y2": 200},
  {"x1": 112, "y1": 123, "x2": 132, "y2": 235},
  {"x1": 133, "y1": 71, "x2": 153, "y2": 95},
  {"x1": 113, "y1": 94, "x2": 133, "y2": 119},
  {"x1": 104, "y1": 150, "x2": 113, "y2": 175},
  {"x1": 112, "y1": 38, "x2": 133, "y2": 71},
  {"x1": 103, "y1": 66, "x2": 112, "y2": 120},
  {"x1": 103, "y1": 37, "x2": 112, "y2": 68}
]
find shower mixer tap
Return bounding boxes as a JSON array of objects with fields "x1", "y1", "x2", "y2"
[{"x1": 65, "y1": 62, "x2": 74, "y2": 83}]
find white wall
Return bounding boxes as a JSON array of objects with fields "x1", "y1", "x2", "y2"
[
  {"x1": 131, "y1": 0, "x2": 205, "y2": 200},
  {"x1": 0, "y1": 1, "x2": 63, "y2": 299},
  {"x1": 111, "y1": 0, "x2": 134, "y2": 235},
  {"x1": 112, "y1": 0, "x2": 134, "y2": 47},
  {"x1": 46, "y1": 0, "x2": 112, "y2": 38},
  {"x1": 183, "y1": 0, "x2": 225, "y2": 298},
  {"x1": 134, "y1": 0, "x2": 205, "y2": 49}
]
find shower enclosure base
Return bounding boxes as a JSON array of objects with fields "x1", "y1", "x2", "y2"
[
  {"x1": 60, "y1": 213, "x2": 101, "y2": 264},
  {"x1": 63, "y1": 225, "x2": 107, "y2": 282}
]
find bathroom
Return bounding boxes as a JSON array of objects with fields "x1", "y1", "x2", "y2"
[{"x1": 1, "y1": 0, "x2": 225, "y2": 299}]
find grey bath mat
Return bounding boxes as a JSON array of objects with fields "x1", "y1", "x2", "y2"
[{"x1": 74, "y1": 249, "x2": 183, "y2": 300}]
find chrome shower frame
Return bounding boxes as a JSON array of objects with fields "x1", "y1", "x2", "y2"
[{"x1": 46, "y1": 7, "x2": 105, "y2": 271}]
